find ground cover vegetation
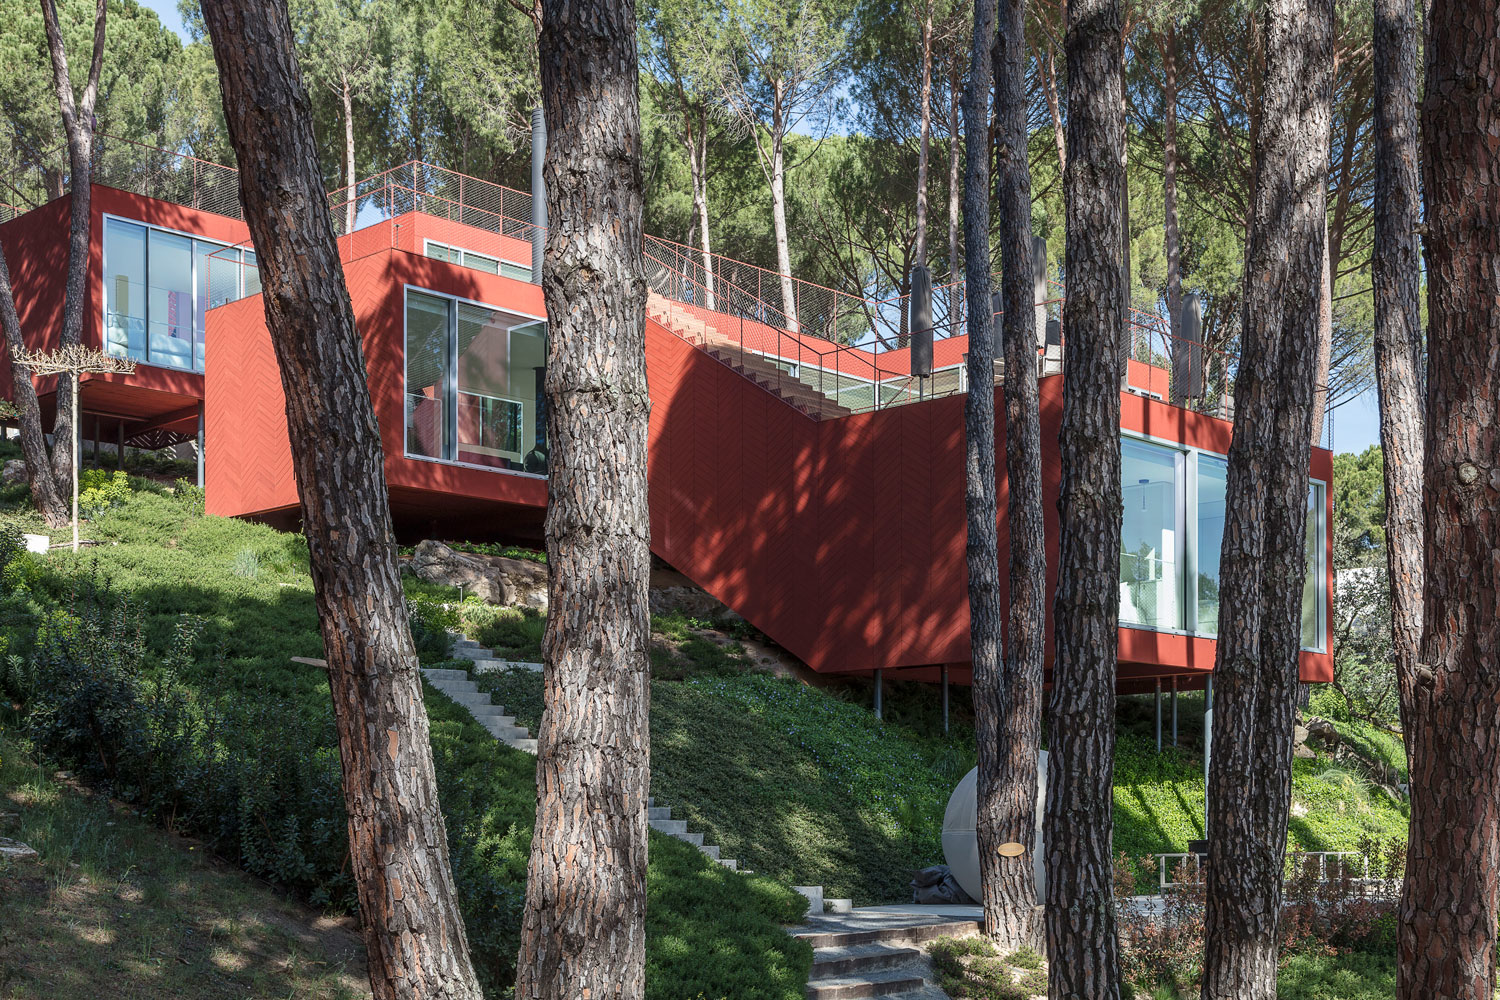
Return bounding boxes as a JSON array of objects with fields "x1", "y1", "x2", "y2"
[
  {"x1": 0, "y1": 476, "x2": 811, "y2": 1000},
  {"x1": 473, "y1": 623, "x2": 1408, "y2": 904}
]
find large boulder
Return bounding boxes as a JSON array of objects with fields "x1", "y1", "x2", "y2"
[
  {"x1": 1, "y1": 459, "x2": 26, "y2": 488},
  {"x1": 409, "y1": 540, "x2": 548, "y2": 610}
]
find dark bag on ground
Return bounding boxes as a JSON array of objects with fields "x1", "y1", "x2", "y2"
[{"x1": 910, "y1": 865, "x2": 972, "y2": 904}]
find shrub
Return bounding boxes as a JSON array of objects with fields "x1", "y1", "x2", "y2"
[
  {"x1": 230, "y1": 547, "x2": 261, "y2": 579},
  {"x1": 173, "y1": 478, "x2": 205, "y2": 514},
  {"x1": 78, "y1": 469, "x2": 133, "y2": 518}
]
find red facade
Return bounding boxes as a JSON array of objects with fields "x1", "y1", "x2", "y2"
[{"x1": 3, "y1": 186, "x2": 1336, "y2": 691}]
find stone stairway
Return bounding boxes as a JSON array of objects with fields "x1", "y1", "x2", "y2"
[
  {"x1": 793, "y1": 910, "x2": 983, "y2": 1000},
  {"x1": 425, "y1": 635, "x2": 743, "y2": 872}
]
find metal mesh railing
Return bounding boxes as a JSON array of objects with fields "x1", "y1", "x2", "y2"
[{"x1": 5, "y1": 133, "x2": 242, "y2": 220}]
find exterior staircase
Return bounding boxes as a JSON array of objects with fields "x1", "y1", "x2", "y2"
[
  {"x1": 646, "y1": 292, "x2": 853, "y2": 421},
  {"x1": 793, "y1": 911, "x2": 983, "y2": 1000},
  {"x1": 423, "y1": 635, "x2": 744, "y2": 872}
]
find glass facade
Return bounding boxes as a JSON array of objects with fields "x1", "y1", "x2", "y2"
[
  {"x1": 102, "y1": 216, "x2": 257, "y2": 372},
  {"x1": 425, "y1": 240, "x2": 533, "y2": 282},
  {"x1": 1118, "y1": 436, "x2": 1327, "y2": 652},
  {"x1": 1120, "y1": 439, "x2": 1184, "y2": 630},
  {"x1": 404, "y1": 288, "x2": 548, "y2": 474}
]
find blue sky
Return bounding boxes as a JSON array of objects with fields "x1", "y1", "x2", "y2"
[
  {"x1": 141, "y1": 0, "x2": 189, "y2": 40},
  {"x1": 1330, "y1": 387, "x2": 1380, "y2": 456}
]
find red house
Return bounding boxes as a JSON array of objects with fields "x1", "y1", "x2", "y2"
[{"x1": 0, "y1": 149, "x2": 1335, "y2": 693}]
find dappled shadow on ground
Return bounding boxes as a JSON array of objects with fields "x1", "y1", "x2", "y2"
[{"x1": 0, "y1": 752, "x2": 368, "y2": 1000}]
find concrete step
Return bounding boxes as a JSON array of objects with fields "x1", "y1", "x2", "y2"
[
  {"x1": 422, "y1": 668, "x2": 470, "y2": 682},
  {"x1": 452, "y1": 638, "x2": 483, "y2": 649},
  {"x1": 804, "y1": 966, "x2": 930, "y2": 1000},
  {"x1": 810, "y1": 943, "x2": 922, "y2": 980},
  {"x1": 674, "y1": 830, "x2": 704, "y2": 848},
  {"x1": 647, "y1": 806, "x2": 672, "y2": 821},
  {"x1": 508, "y1": 738, "x2": 539, "y2": 754},
  {"x1": 650, "y1": 818, "x2": 688, "y2": 836},
  {"x1": 826, "y1": 898, "x2": 854, "y2": 915},
  {"x1": 792, "y1": 919, "x2": 982, "y2": 951},
  {"x1": 435, "y1": 678, "x2": 479, "y2": 694},
  {"x1": 447, "y1": 690, "x2": 498, "y2": 709},
  {"x1": 716, "y1": 858, "x2": 738, "y2": 871},
  {"x1": 471, "y1": 659, "x2": 544, "y2": 674},
  {"x1": 453, "y1": 647, "x2": 497, "y2": 661},
  {"x1": 698, "y1": 844, "x2": 720, "y2": 860}
]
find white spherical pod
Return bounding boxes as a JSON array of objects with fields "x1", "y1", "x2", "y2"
[{"x1": 940, "y1": 750, "x2": 1047, "y2": 904}]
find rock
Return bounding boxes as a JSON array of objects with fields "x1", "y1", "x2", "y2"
[
  {"x1": 1305, "y1": 717, "x2": 1340, "y2": 749},
  {"x1": 1294, "y1": 743, "x2": 1318, "y2": 759},
  {"x1": 1, "y1": 459, "x2": 25, "y2": 487},
  {"x1": 0, "y1": 837, "x2": 37, "y2": 860},
  {"x1": 409, "y1": 540, "x2": 548, "y2": 610},
  {"x1": 648, "y1": 584, "x2": 742, "y2": 623}
]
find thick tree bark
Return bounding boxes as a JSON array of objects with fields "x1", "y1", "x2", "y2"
[
  {"x1": 1161, "y1": 25, "x2": 1182, "y2": 340},
  {"x1": 1371, "y1": 0, "x2": 1422, "y2": 784},
  {"x1": 947, "y1": 64, "x2": 962, "y2": 327},
  {"x1": 514, "y1": 0, "x2": 652, "y2": 995},
  {"x1": 960, "y1": 0, "x2": 1010, "y2": 958},
  {"x1": 39, "y1": 0, "x2": 105, "y2": 496},
  {"x1": 1401, "y1": 3, "x2": 1500, "y2": 997},
  {"x1": 1043, "y1": 0, "x2": 1126, "y2": 993},
  {"x1": 915, "y1": 0, "x2": 933, "y2": 266},
  {"x1": 1199, "y1": 2, "x2": 1332, "y2": 997},
  {"x1": 989, "y1": 0, "x2": 1044, "y2": 954},
  {"x1": 0, "y1": 244, "x2": 68, "y2": 526},
  {"x1": 197, "y1": 3, "x2": 484, "y2": 998}
]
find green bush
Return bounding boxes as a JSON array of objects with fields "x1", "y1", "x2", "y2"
[{"x1": 78, "y1": 469, "x2": 133, "y2": 518}]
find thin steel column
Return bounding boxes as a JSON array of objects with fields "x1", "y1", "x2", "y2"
[
  {"x1": 941, "y1": 666, "x2": 949, "y2": 733},
  {"x1": 874, "y1": 669, "x2": 883, "y2": 721},
  {"x1": 116, "y1": 421, "x2": 125, "y2": 470},
  {"x1": 1155, "y1": 678, "x2": 1162, "y2": 752},
  {"x1": 196, "y1": 403, "x2": 205, "y2": 488},
  {"x1": 1204, "y1": 675, "x2": 1214, "y2": 837},
  {"x1": 1171, "y1": 675, "x2": 1178, "y2": 746}
]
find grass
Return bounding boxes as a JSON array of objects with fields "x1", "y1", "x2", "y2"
[
  {"x1": 1141, "y1": 951, "x2": 1398, "y2": 1000},
  {"x1": 0, "y1": 729, "x2": 368, "y2": 1000},
  {"x1": 0, "y1": 483, "x2": 812, "y2": 1000}
]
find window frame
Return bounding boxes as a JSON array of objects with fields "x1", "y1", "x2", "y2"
[
  {"x1": 101, "y1": 213, "x2": 250, "y2": 374},
  {"x1": 422, "y1": 239, "x2": 533, "y2": 283},
  {"x1": 401, "y1": 283, "x2": 548, "y2": 480},
  {"x1": 1120, "y1": 427, "x2": 1328, "y2": 653}
]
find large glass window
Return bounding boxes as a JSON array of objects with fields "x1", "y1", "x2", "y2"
[
  {"x1": 1196, "y1": 455, "x2": 1228, "y2": 634},
  {"x1": 1303, "y1": 482, "x2": 1326, "y2": 650},
  {"x1": 1119, "y1": 438, "x2": 1184, "y2": 631},
  {"x1": 102, "y1": 216, "x2": 257, "y2": 372},
  {"x1": 425, "y1": 240, "x2": 533, "y2": 282},
  {"x1": 404, "y1": 288, "x2": 548, "y2": 474},
  {"x1": 103, "y1": 219, "x2": 147, "y2": 363}
]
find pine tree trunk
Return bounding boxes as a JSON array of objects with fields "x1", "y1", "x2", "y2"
[
  {"x1": 514, "y1": 0, "x2": 653, "y2": 994},
  {"x1": 947, "y1": 66, "x2": 962, "y2": 328},
  {"x1": 1045, "y1": 45, "x2": 1066, "y2": 175},
  {"x1": 1044, "y1": 0, "x2": 1126, "y2": 992},
  {"x1": 914, "y1": 0, "x2": 934, "y2": 273},
  {"x1": 688, "y1": 112, "x2": 716, "y2": 310},
  {"x1": 39, "y1": 0, "x2": 104, "y2": 496},
  {"x1": 960, "y1": 0, "x2": 1007, "y2": 957},
  {"x1": 343, "y1": 77, "x2": 356, "y2": 235},
  {"x1": 1401, "y1": 3, "x2": 1500, "y2": 996},
  {"x1": 1199, "y1": 2, "x2": 1332, "y2": 997},
  {"x1": 0, "y1": 245, "x2": 68, "y2": 526},
  {"x1": 1161, "y1": 26, "x2": 1182, "y2": 339},
  {"x1": 770, "y1": 99, "x2": 799, "y2": 333},
  {"x1": 989, "y1": 0, "x2": 1044, "y2": 954},
  {"x1": 196, "y1": 4, "x2": 484, "y2": 998},
  {"x1": 1370, "y1": 0, "x2": 1422, "y2": 768}
]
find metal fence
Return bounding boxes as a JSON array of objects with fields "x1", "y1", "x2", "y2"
[{"x1": 4, "y1": 133, "x2": 242, "y2": 220}]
